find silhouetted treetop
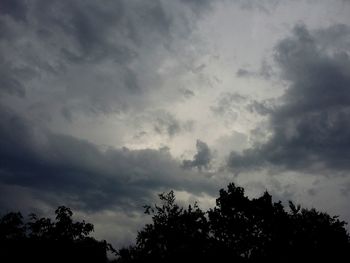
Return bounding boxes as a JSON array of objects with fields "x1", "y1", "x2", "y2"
[
  {"x1": 0, "y1": 206, "x2": 94, "y2": 242},
  {"x1": 116, "y1": 183, "x2": 350, "y2": 263},
  {"x1": 0, "y1": 212, "x2": 26, "y2": 241},
  {"x1": 0, "y1": 206, "x2": 110, "y2": 263},
  {"x1": 1, "y1": 184, "x2": 349, "y2": 263},
  {"x1": 133, "y1": 191, "x2": 209, "y2": 262}
]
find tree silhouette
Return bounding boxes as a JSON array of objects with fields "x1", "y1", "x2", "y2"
[
  {"x1": 117, "y1": 183, "x2": 350, "y2": 262},
  {"x1": 118, "y1": 191, "x2": 209, "y2": 263},
  {"x1": 0, "y1": 206, "x2": 109, "y2": 263},
  {"x1": 1, "y1": 184, "x2": 349, "y2": 262},
  {"x1": 0, "y1": 212, "x2": 26, "y2": 241}
]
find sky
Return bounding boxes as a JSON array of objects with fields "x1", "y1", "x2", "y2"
[{"x1": 1, "y1": 0, "x2": 350, "y2": 247}]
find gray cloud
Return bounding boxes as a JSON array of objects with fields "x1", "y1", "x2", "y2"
[
  {"x1": 29, "y1": 0, "x2": 171, "y2": 63},
  {"x1": 0, "y1": 106, "x2": 218, "y2": 212},
  {"x1": 0, "y1": 67, "x2": 25, "y2": 97},
  {"x1": 183, "y1": 140, "x2": 212, "y2": 171},
  {"x1": 233, "y1": 0, "x2": 281, "y2": 13},
  {"x1": 153, "y1": 111, "x2": 193, "y2": 137},
  {"x1": 229, "y1": 24, "x2": 350, "y2": 173},
  {"x1": 246, "y1": 99, "x2": 275, "y2": 116},
  {"x1": 0, "y1": 0, "x2": 28, "y2": 21},
  {"x1": 154, "y1": 112, "x2": 181, "y2": 137},
  {"x1": 236, "y1": 68, "x2": 255, "y2": 78},
  {"x1": 181, "y1": 88, "x2": 195, "y2": 98},
  {"x1": 0, "y1": 0, "x2": 218, "y2": 216},
  {"x1": 211, "y1": 92, "x2": 249, "y2": 116},
  {"x1": 236, "y1": 60, "x2": 274, "y2": 79},
  {"x1": 340, "y1": 182, "x2": 350, "y2": 197},
  {"x1": 0, "y1": 0, "x2": 212, "y2": 119}
]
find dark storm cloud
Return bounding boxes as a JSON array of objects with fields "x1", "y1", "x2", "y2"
[
  {"x1": 0, "y1": 107, "x2": 217, "y2": 212},
  {"x1": 0, "y1": 0, "x2": 212, "y2": 116},
  {"x1": 29, "y1": 0, "x2": 170, "y2": 63},
  {"x1": 183, "y1": 140, "x2": 212, "y2": 171},
  {"x1": 0, "y1": 68, "x2": 25, "y2": 97},
  {"x1": 229, "y1": 24, "x2": 350, "y2": 173},
  {"x1": 0, "y1": 0, "x2": 28, "y2": 21},
  {"x1": 0, "y1": 0, "x2": 217, "y2": 215}
]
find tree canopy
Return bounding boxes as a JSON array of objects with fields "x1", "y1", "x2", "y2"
[
  {"x1": 1, "y1": 184, "x2": 349, "y2": 262},
  {"x1": 116, "y1": 183, "x2": 350, "y2": 262},
  {"x1": 0, "y1": 206, "x2": 110, "y2": 263},
  {"x1": 1, "y1": 206, "x2": 95, "y2": 242}
]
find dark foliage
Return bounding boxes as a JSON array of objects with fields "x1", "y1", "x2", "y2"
[
  {"x1": 116, "y1": 183, "x2": 350, "y2": 262},
  {"x1": 0, "y1": 206, "x2": 111, "y2": 263},
  {"x1": 1, "y1": 184, "x2": 349, "y2": 262}
]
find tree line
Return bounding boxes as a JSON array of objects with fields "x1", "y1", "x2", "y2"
[
  {"x1": 0, "y1": 206, "x2": 112, "y2": 262},
  {"x1": 1, "y1": 183, "x2": 350, "y2": 262}
]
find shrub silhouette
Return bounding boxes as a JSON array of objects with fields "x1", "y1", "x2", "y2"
[
  {"x1": 116, "y1": 183, "x2": 350, "y2": 262},
  {"x1": 0, "y1": 206, "x2": 110, "y2": 263}
]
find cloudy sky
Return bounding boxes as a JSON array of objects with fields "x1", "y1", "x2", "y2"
[{"x1": 1, "y1": 0, "x2": 350, "y2": 247}]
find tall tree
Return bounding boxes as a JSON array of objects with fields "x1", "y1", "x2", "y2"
[
  {"x1": 117, "y1": 183, "x2": 350, "y2": 262},
  {"x1": 118, "y1": 191, "x2": 209, "y2": 262}
]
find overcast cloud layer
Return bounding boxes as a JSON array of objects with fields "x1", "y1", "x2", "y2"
[
  {"x1": 229, "y1": 24, "x2": 350, "y2": 173},
  {"x1": 1, "y1": 0, "x2": 350, "y2": 247}
]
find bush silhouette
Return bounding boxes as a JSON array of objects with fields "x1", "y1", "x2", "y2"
[{"x1": 116, "y1": 183, "x2": 350, "y2": 262}]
